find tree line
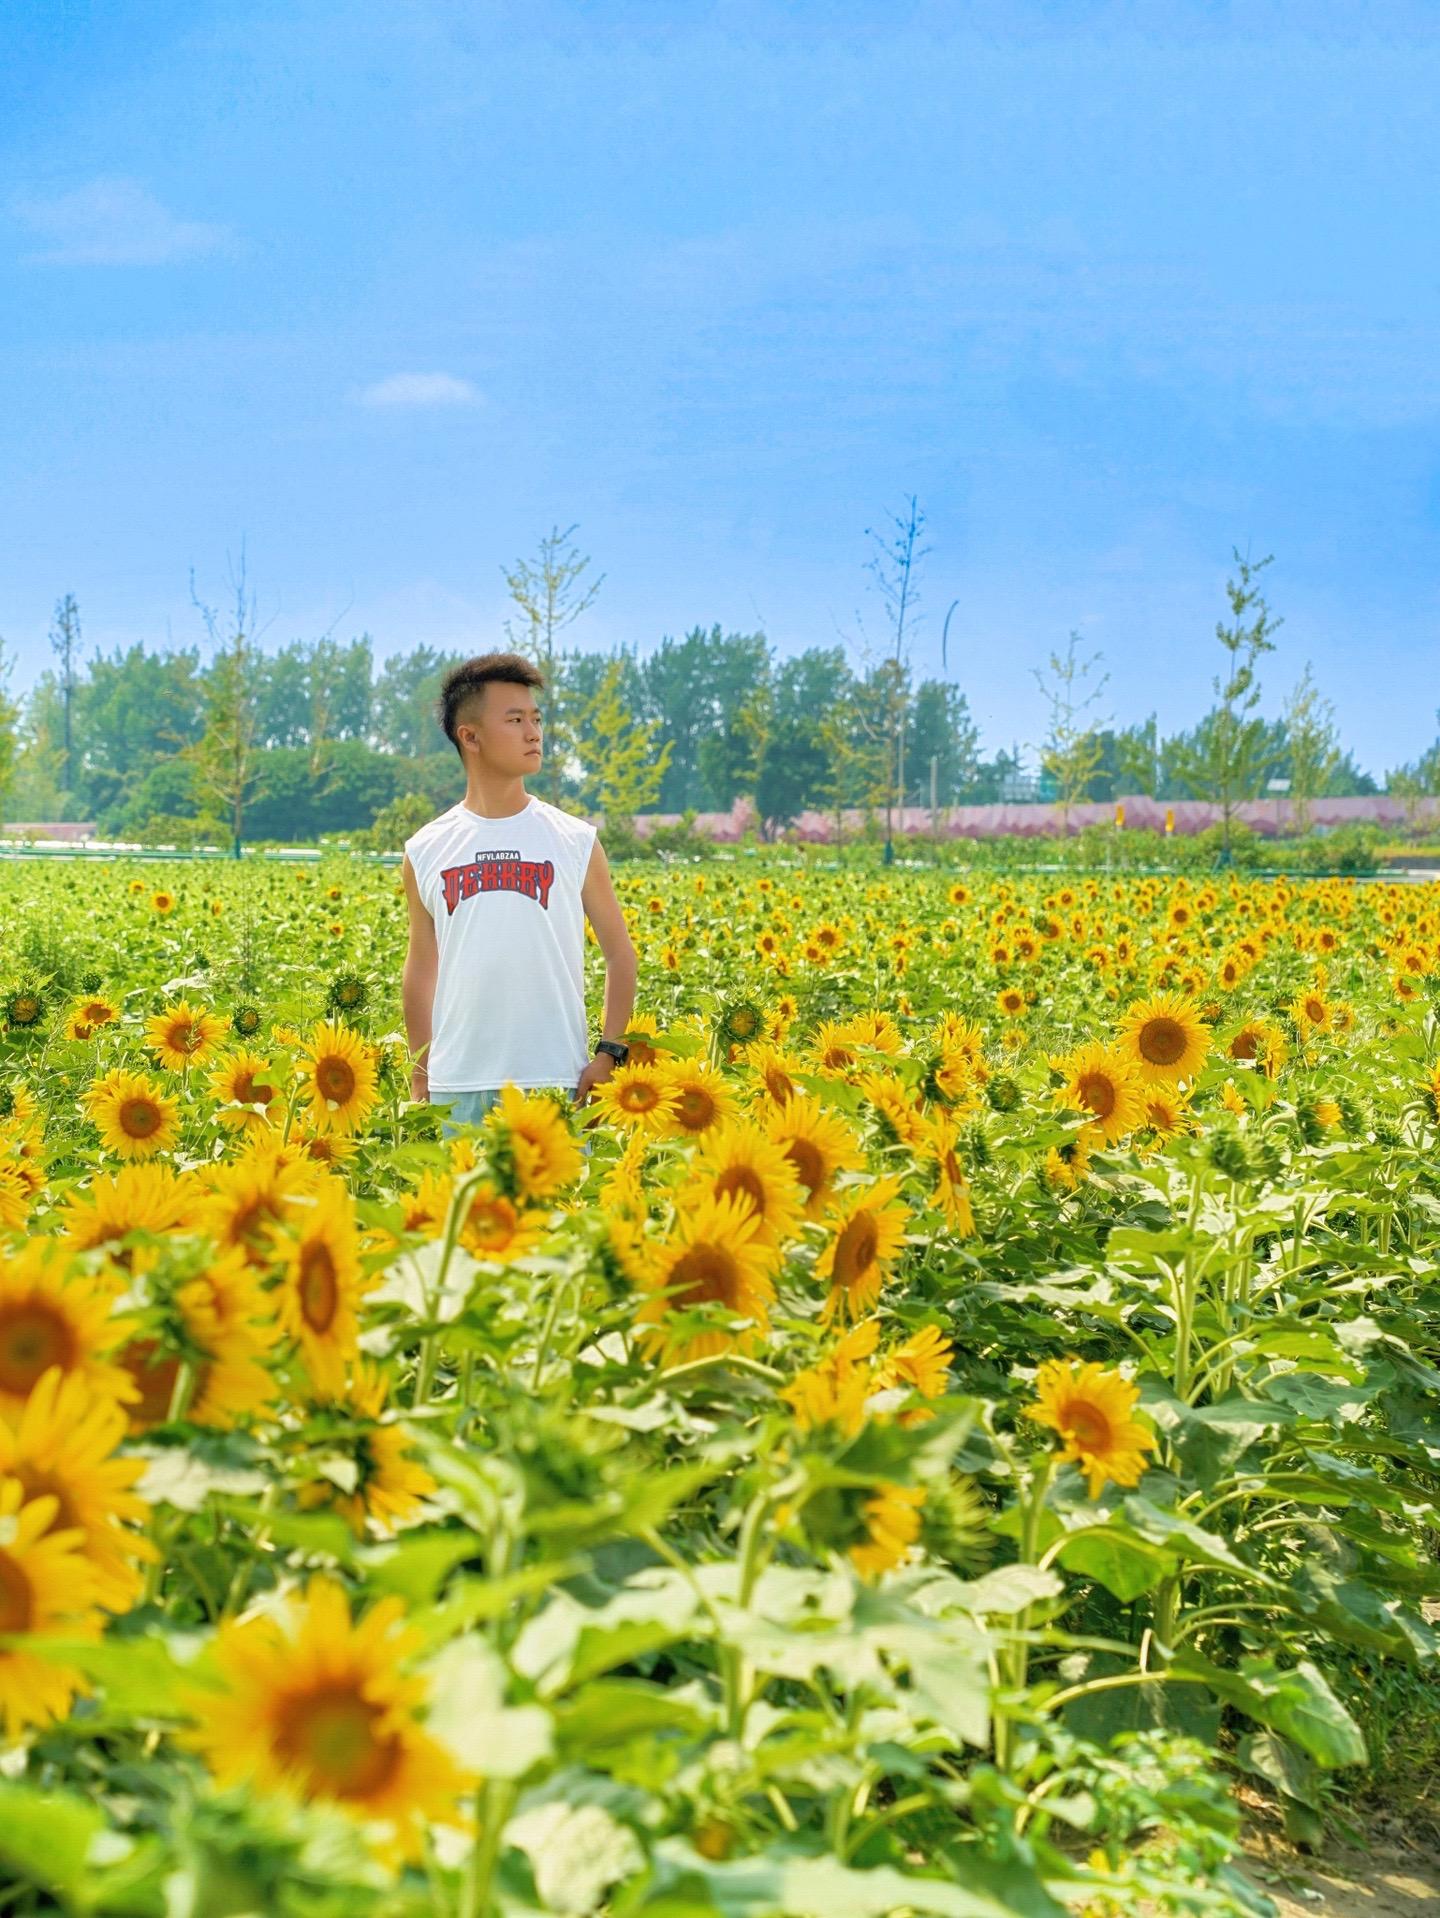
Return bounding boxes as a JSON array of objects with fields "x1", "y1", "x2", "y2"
[{"x1": 0, "y1": 522, "x2": 1434, "y2": 850}]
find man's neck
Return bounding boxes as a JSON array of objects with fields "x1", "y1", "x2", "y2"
[{"x1": 460, "y1": 777, "x2": 531, "y2": 820}]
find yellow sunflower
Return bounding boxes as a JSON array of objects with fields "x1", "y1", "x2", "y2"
[
  {"x1": 681, "y1": 1121, "x2": 807, "y2": 1262},
  {"x1": 635, "y1": 1190, "x2": 776, "y2": 1365},
  {"x1": 86, "y1": 1069, "x2": 182, "y2": 1162},
  {"x1": 298, "y1": 1020, "x2": 380, "y2": 1135},
  {"x1": 815, "y1": 1174, "x2": 911, "y2": 1324},
  {"x1": 1115, "y1": 993, "x2": 1210, "y2": 1084},
  {"x1": 850, "y1": 1483, "x2": 926, "y2": 1580},
  {"x1": 1044, "y1": 1132, "x2": 1093, "y2": 1193},
  {"x1": 60, "y1": 1162, "x2": 194, "y2": 1274},
  {"x1": 1025, "y1": 1357, "x2": 1157, "y2": 1498},
  {"x1": 450, "y1": 1173, "x2": 551, "y2": 1266},
  {"x1": 656, "y1": 1058, "x2": 741, "y2": 1139},
  {"x1": 0, "y1": 1242, "x2": 138, "y2": 1422},
  {"x1": 0, "y1": 1478, "x2": 105, "y2": 1738},
  {"x1": 922, "y1": 1110, "x2": 976, "y2": 1237},
  {"x1": 489, "y1": 1084, "x2": 583, "y2": 1200},
  {"x1": 1290, "y1": 986, "x2": 1332, "y2": 1035},
  {"x1": 121, "y1": 1246, "x2": 281, "y2": 1432},
  {"x1": 207, "y1": 1049, "x2": 284, "y2": 1133},
  {"x1": 763, "y1": 1093, "x2": 865, "y2": 1223},
  {"x1": 856, "y1": 1070, "x2": 930, "y2": 1150},
  {"x1": 181, "y1": 1574, "x2": 472, "y2": 1864},
  {"x1": 1140, "y1": 1086, "x2": 1193, "y2": 1142},
  {"x1": 780, "y1": 1320, "x2": 880, "y2": 1437},
  {"x1": 272, "y1": 1180, "x2": 366, "y2": 1397},
  {"x1": 588, "y1": 1060, "x2": 679, "y2": 1137},
  {"x1": 150, "y1": 890, "x2": 175, "y2": 915},
  {"x1": 741, "y1": 1039, "x2": 807, "y2": 1107},
  {"x1": 295, "y1": 1364, "x2": 436, "y2": 1538},
  {"x1": 0, "y1": 1160, "x2": 31, "y2": 1231},
  {"x1": 192, "y1": 1143, "x2": 327, "y2": 1269},
  {"x1": 0, "y1": 1366, "x2": 155, "y2": 1611},
  {"x1": 1051, "y1": 1042, "x2": 1146, "y2": 1145},
  {"x1": 144, "y1": 998, "x2": 226, "y2": 1070}
]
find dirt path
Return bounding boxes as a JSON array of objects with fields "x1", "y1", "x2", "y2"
[{"x1": 1238, "y1": 1825, "x2": 1440, "y2": 1916}]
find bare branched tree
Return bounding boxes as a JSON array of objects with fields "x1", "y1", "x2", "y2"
[
  {"x1": 861, "y1": 495, "x2": 930, "y2": 861},
  {"x1": 502, "y1": 523, "x2": 605, "y2": 804}
]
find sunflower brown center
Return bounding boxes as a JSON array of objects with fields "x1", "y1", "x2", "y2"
[
  {"x1": 1230, "y1": 1030, "x2": 1258, "y2": 1060},
  {"x1": 466, "y1": 1195, "x2": 518, "y2": 1251},
  {"x1": 317, "y1": 1056, "x2": 357, "y2": 1103},
  {"x1": 120, "y1": 1099, "x2": 162, "y2": 1138},
  {"x1": 834, "y1": 1212, "x2": 879, "y2": 1288},
  {"x1": 1304, "y1": 998, "x2": 1325, "y2": 1023},
  {"x1": 274, "y1": 1685, "x2": 404, "y2": 1799},
  {"x1": 299, "y1": 1245, "x2": 340, "y2": 1332},
  {"x1": 14, "y1": 1464, "x2": 80, "y2": 1533},
  {"x1": 716, "y1": 1167, "x2": 766, "y2": 1217},
  {"x1": 1077, "y1": 1072, "x2": 1117, "y2": 1120},
  {"x1": 0, "y1": 1551, "x2": 33, "y2": 1633},
  {"x1": 1059, "y1": 1401, "x2": 1114, "y2": 1452},
  {"x1": 0, "y1": 1303, "x2": 78, "y2": 1398},
  {"x1": 668, "y1": 1244, "x2": 739, "y2": 1310},
  {"x1": 234, "y1": 1073, "x2": 273, "y2": 1106},
  {"x1": 765, "y1": 1069, "x2": 794, "y2": 1103},
  {"x1": 121, "y1": 1339, "x2": 192, "y2": 1424},
  {"x1": 674, "y1": 1087, "x2": 715, "y2": 1131},
  {"x1": 1138, "y1": 1017, "x2": 1186, "y2": 1066},
  {"x1": 782, "y1": 1138, "x2": 823, "y2": 1199},
  {"x1": 618, "y1": 1080, "x2": 660, "y2": 1113}
]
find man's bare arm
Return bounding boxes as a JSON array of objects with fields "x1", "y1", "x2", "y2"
[
  {"x1": 576, "y1": 836, "x2": 638, "y2": 1101},
  {"x1": 400, "y1": 852, "x2": 439, "y2": 1098}
]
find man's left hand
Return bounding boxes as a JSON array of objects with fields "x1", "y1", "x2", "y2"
[{"x1": 574, "y1": 1052, "x2": 616, "y2": 1107}]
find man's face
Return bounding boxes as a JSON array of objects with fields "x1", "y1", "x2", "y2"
[{"x1": 459, "y1": 681, "x2": 543, "y2": 775}]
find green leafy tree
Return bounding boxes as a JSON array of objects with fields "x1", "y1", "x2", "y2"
[
  {"x1": 816, "y1": 664, "x2": 893, "y2": 844},
  {"x1": 1115, "y1": 714, "x2": 1162, "y2": 798},
  {"x1": 49, "y1": 594, "x2": 81, "y2": 798},
  {"x1": 373, "y1": 644, "x2": 463, "y2": 757},
  {"x1": 574, "y1": 656, "x2": 672, "y2": 830},
  {"x1": 753, "y1": 647, "x2": 851, "y2": 835},
  {"x1": 0, "y1": 638, "x2": 20, "y2": 828},
  {"x1": 1281, "y1": 663, "x2": 1341, "y2": 835},
  {"x1": 183, "y1": 556, "x2": 265, "y2": 857},
  {"x1": 502, "y1": 523, "x2": 604, "y2": 803},
  {"x1": 1032, "y1": 632, "x2": 1110, "y2": 830},
  {"x1": 904, "y1": 679, "x2": 981, "y2": 810},
  {"x1": 1385, "y1": 709, "x2": 1440, "y2": 836},
  {"x1": 6, "y1": 674, "x2": 70, "y2": 822},
  {"x1": 75, "y1": 642, "x2": 206, "y2": 822},
  {"x1": 1170, "y1": 549, "x2": 1284, "y2": 860}
]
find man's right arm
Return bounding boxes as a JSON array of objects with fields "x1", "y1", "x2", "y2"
[{"x1": 401, "y1": 852, "x2": 439, "y2": 1101}]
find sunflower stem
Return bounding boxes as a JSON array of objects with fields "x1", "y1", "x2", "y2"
[{"x1": 458, "y1": 1777, "x2": 517, "y2": 1918}]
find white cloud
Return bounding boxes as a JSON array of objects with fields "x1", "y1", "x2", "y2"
[
  {"x1": 12, "y1": 178, "x2": 232, "y2": 265},
  {"x1": 354, "y1": 372, "x2": 483, "y2": 410}
]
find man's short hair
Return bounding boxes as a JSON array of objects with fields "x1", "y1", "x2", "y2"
[{"x1": 438, "y1": 653, "x2": 546, "y2": 759}]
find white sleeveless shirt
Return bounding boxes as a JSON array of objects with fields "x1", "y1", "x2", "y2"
[{"x1": 404, "y1": 795, "x2": 597, "y2": 1093}]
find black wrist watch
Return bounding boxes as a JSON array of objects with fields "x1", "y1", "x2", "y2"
[{"x1": 594, "y1": 1038, "x2": 629, "y2": 1066}]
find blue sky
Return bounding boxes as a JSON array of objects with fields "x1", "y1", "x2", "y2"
[{"x1": 2, "y1": 0, "x2": 1437, "y2": 777}]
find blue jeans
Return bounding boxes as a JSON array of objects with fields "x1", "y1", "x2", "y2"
[{"x1": 432, "y1": 1085, "x2": 590, "y2": 1153}]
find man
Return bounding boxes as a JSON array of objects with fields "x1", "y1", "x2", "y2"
[{"x1": 400, "y1": 651, "x2": 638, "y2": 1138}]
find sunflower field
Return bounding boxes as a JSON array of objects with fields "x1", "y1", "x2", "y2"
[{"x1": 1, "y1": 854, "x2": 1440, "y2": 1916}]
